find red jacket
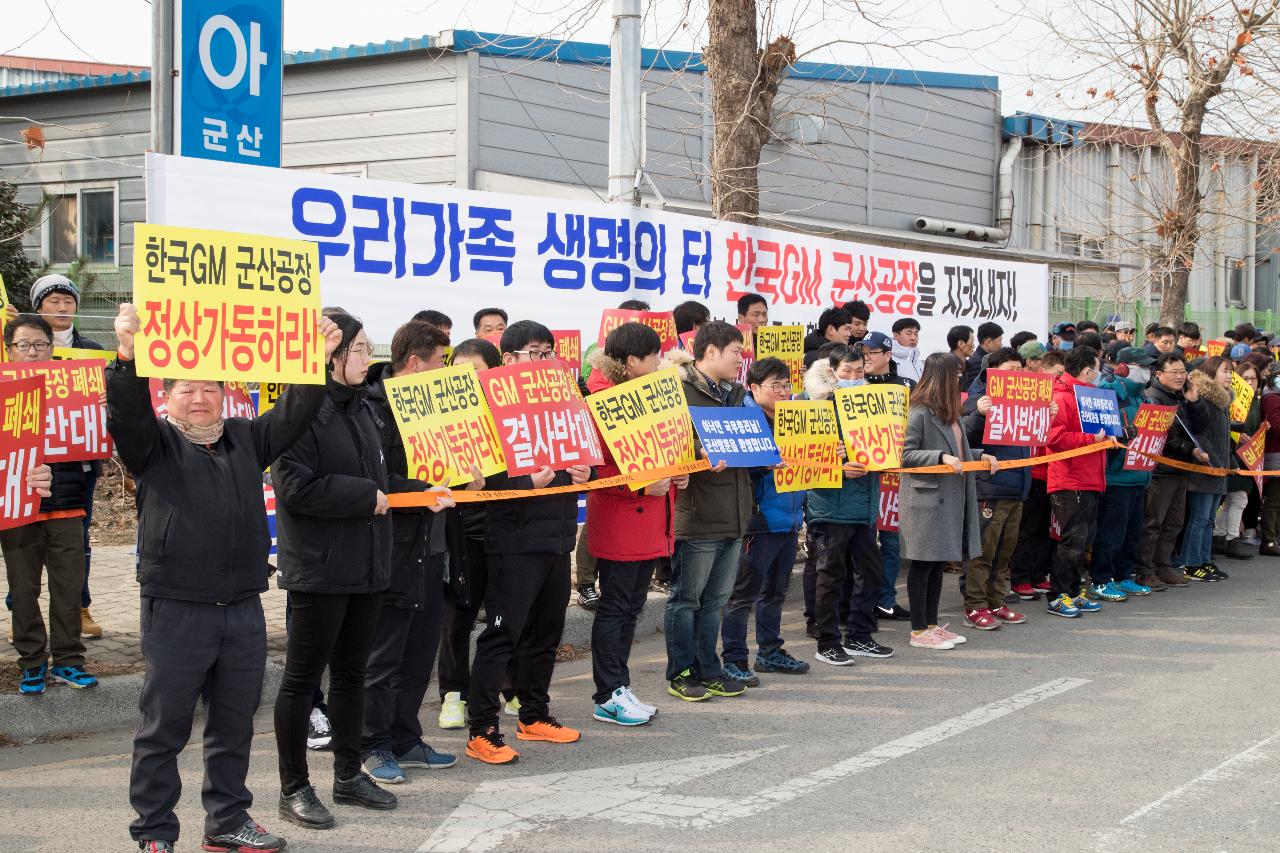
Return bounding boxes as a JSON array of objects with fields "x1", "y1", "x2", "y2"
[
  {"x1": 1046, "y1": 373, "x2": 1107, "y2": 493},
  {"x1": 584, "y1": 358, "x2": 678, "y2": 562}
]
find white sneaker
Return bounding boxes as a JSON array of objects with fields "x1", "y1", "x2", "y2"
[
  {"x1": 306, "y1": 707, "x2": 332, "y2": 750},
  {"x1": 622, "y1": 686, "x2": 658, "y2": 717},
  {"x1": 438, "y1": 691, "x2": 466, "y2": 730},
  {"x1": 908, "y1": 629, "x2": 955, "y2": 650},
  {"x1": 933, "y1": 623, "x2": 967, "y2": 645}
]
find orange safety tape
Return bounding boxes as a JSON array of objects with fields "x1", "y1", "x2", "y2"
[{"x1": 386, "y1": 459, "x2": 712, "y2": 506}]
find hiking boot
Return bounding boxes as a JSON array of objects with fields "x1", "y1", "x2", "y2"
[
  {"x1": 963, "y1": 608, "x2": 1000, "y2": 630},
  {"x1": 576, "y1": 585, "x2": 600, "y2": 611},
  {"x1": 667, "y1": 670, "x2": 710, "y2": 701},
  {"x1": 50, "y1": 664, "x2": 97, "y2": 689},
  {"x1": 333, "y1": 772, "x2": 398, "y2": 810},
  {"x1": 700, "y1": 676, "x2": 746, "y2": 697},
  {"x1": 516, "y1": 717, "x2": 581, "y2": 743},
  {"x1": 80, "y1": 607, "x2": 102, "y2": 639},
  {"x1": 278, "y1": 785, "x2": 334, "y2": 829},
  {"x1": 437, "y1": 692, "x2": 465, "y2": 730},
  {"x1": 306, "y1": 707, "x2": 332, "y2": 750},
  {"x1": 723, "y1": 660, "x2": 760, "y2": 687},
  {"x1": 362, "y1": 751, "x2": 405, "y2": 784},
  {"x1": 201, "y1": 819, "x2": 286, "y2": 852},
  {"x1": 754, "y1": 646, "x2": 812, "y2": 673},
  {"x1": 19, "y1": 664, "x2": 47, "y2": 695},
  {"x1": 466, "y1": 727, "x2": 519, "y2": 764},
  {"x1": 1011, "y1": 583, "x2": 1041, "y2": 601},
  {"x1": 395, "y1": 739, "x2": 457, "y2": 769}
]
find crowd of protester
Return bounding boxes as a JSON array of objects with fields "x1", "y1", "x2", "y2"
[{"x1": 3, "y1": 275, "x2": 1275, "y2": 853}]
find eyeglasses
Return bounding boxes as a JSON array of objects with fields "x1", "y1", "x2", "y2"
[
  {"x1": 516, "y1": 349, "x2": 556, "y2": 361},
  {"x1": 1159, "y1": 368, "x2": 1187, "y2": 376},
  {"x1": 9, "y1": 341, "x2": 51, "y2": 353},
  {"x1": 760, "y1": 382, "x2": 792, "y2": 393},
  {"x1": 347, "y1": 344, "x2": 375, "y2": 358}
]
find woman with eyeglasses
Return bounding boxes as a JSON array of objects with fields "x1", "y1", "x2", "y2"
[{"x1": 272, "y1": 313, "x2": 403, "y2": 829}]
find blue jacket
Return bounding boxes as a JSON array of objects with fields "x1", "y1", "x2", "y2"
[
  {"x1": 961, "y1": 374, "x2": 1032, "y2": 501},
  {"x1": 1100, "y1": 374, "x2": 1152, "y2": 488},
  {"x1": 744, "y1": 396, "x2": 806, "y2": 534}
]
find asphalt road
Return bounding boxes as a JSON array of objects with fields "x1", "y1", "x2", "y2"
[{"x1": 3, "y1": 555, "x2": 1278, "y2": 853}]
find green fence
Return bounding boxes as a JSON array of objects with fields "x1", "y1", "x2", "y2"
[{"x1": 1049, "y1": 297, "x2": 1280, "y2": 336}]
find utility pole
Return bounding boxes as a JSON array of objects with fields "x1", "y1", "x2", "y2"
[
  {"x1": 607, "y1": 0, "x2": 641, "y2": 204},
  {"x1": 150, "y1": 0, "x2": 175, "y2": 154}
]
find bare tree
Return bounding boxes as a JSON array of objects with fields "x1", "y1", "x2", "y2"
[{"x1": 1041, "y1": 0, "x2": 1280, "y2": 325}]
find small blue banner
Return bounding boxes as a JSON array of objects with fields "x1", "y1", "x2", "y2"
[
  {"x1": 1073, "y1": 385, "x2": 1124, "y2": 437},
  {"x1": 689, "y1": 406, "x2": 782, "y2": 468}
]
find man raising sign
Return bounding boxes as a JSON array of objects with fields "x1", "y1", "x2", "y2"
[{"x1": 108, "y1": 302, "x2": 342, "y2": 853}]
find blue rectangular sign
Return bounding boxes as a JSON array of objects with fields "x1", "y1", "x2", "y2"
[
  {"x1": 689, "y1": 406, "x2": 782, "y2": 468},
  {"x1": 176, "y1": 0, "x2": 283, "y2": 166},
  {"x1": 1073, "y1": 385, "x2": 1124, "y2": 437}
]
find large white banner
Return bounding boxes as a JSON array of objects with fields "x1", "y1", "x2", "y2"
[{"x1": 146, "y1": 153, "x2": 1048, "y2": 347}]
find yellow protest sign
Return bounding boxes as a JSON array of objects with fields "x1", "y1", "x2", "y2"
[
  {"x1": 834, "y1": 384, "x2": 909, "y2": 470},
  {"x1": 586, "y1": 367, "x2": 695, "y2": 488},
  {"x1": 755, "y1": 325, "x2": 805, "y2": 388},
  {"x1": 132, "y1": 223, "x2": 323, "y2": 384},
  {"x1": 773, "y1": 400, "x2": 840, "y2": 493},
  {"x1": 1229, "y1": 371, "x2": 1254, "y2": 423},
  {"x1": 383, "y1": 363, "x2": 506, "y2": 487},
  {"x1": 54, "y1": 347, "x2": 112, "y2": 362},
  {"x1": 257, "y1": 382, "x2": 288, "y2": 415}
]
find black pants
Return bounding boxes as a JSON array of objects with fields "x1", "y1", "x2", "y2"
[
  {"x1": 274, "y1": 591, "x2": 382, "y2": 795},
  {"x1": 591, "y1": 558, "x2": 655, "y2": 705},
  {"x1": 802, "y1": 528, "x2": 818, "y2": 628},
  {"x1": 438, "y1": 538, "x2": 516, "y2": 702},
  {"x1": 907, "y1": 560, "x2": 946, "y2": 630},
  {"x1": 362, "y1": 555, "x2": 445, "y2": 758},
  {"x1": 1048, "y1": 491, "x2": 1101, "y2": 599},
  {"x1": 467, "y1": 552, "x2": 570, "y2": 735},
  {"x1": 811, "y1": 523, "x2": 880, "y2": 649},
  {"x1": 1009, "y1": 478, "x2": 1056, "y2": 586},
  {"x1": 1090, "y1": 485, "x2": 1145, "y2": 585},
  {"x1": 129, "y1": 596, "x2": 265, "y2": 843}
]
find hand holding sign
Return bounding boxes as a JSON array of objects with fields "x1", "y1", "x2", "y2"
[
  {"x1": 115, "y1": 302, "x2": 140, "y2": 360},
  {"x1": 26, "y1": 462, "x2": 52, "y2": 498}
]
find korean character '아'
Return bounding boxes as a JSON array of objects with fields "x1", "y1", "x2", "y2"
[
  {"x1": 237, "y1": 124, "x2": 263, "y2": 158},
  {"x1": 538, "y1": 213, "x2": 588, "y2": 290},
  {"x1": 290, "y1": 187, "x2": 350, "y2": 271},
  {"x1": 203, "y1": 117, "x2": 228, "y2": 152},
  {"x1": 465, "y1": 206, "x2": 515, "y2": 285}
]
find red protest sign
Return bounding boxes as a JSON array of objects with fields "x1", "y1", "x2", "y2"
[
  {"x1": 597, "y1": 309, "x2": 678, "y2": 353},
  {"x1": 479, "y1": 360, "x2": 604, "y2": 476},
  {"x1": 149, "y1": 378, "x2": 258, "y2": 420},
  {"x1": 1236, "y1": 424, "x2": 1267, "y2": 493},
  {"x1": 736, "y1": 323, "x2": 755, "y2": 386},
  {"x1": 1122, "y1": 403, "x2": 1177, "y2": 472},
  {"x1": 982, "y1": 369, "x2": 1052, "y2": 447},
  {"x1": 1205, "y1": 340, "x2": 1228, "y2": 358},
  {"x1": 551, "y1": 330, "x2": 583, "y2": 380},
  {"x1": 0, "y1": 376, "x2": 46, "y2": 530},
  {"x1": 0, "y1": 360, "x2": 112, "y2": 462},
  {"x1": 877, "y1": 472, "x2": 900, "y2": 532}
]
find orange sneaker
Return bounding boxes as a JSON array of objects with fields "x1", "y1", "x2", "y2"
[
  {"x1": 466, "y1": 727, "x2": 519, "y2": 764},
  {"x1": 515, "y1": 717, "x2": 581, "y2": 744}
]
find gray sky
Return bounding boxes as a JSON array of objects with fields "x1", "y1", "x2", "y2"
[{"x1": 5, "y1": 0, "x2": 1075, "y2": 117}]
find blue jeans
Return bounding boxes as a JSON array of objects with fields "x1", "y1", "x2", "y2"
[
  {"x1": 1182, "y1": 491, "x2": 1220, "y2": 567},
  {"x1": 720, "y1": 532, "x2": 796, "y2": 664},
  {"x1": 665, "y1": 538, "x2": 742, "y2": 681},
  {"x1": 877, "y1": 530, "x2": 901, "y2": 610}
]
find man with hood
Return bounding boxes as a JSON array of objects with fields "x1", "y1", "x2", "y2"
[
  {"x1": 890, "y1": 318, "x2": 922, "y2": 383},
  {"x1": 1088, "y1": 348, "x2": 1158, "y2": 601}
]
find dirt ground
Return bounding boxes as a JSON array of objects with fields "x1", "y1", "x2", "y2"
[{"x1": 90, "y1": 456, "x2": 137, "y2": 547}]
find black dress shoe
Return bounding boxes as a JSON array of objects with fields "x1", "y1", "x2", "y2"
[
  {"x1": 876, "y1": 604, "x2": 911, "y2": 621},
  {"x1": 279, "y1": 784, "x2": 335, "y2": 829},
  {"x1": 333, "y1": 772, "x2": 398, "y2": 810}
]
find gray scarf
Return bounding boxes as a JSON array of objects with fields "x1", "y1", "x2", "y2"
[{"x1": 166, "y1": 414, "x2": 225, "y2": 446}]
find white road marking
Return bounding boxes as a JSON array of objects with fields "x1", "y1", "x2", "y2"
[
  {"x1": 420, "y1": 677, "x2": 1089, "y2": 852},
  {"x1": 1093, "y1": 730, "x2": 1280, "y2": 852}
]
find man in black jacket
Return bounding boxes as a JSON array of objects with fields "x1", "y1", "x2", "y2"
[
  {"x1": 360, "y1": 321, "x2": 459, "y2": 783},
  {"x1": 1137, "y1": 352, "x2": 1209, "y2": 590},
  {"x1": 109, "y1": 303, "x2": 340, "y2": 853},
  {"x1": 465, "y1": 320, "x2": 593, "y2": 765},
  {"x1": 963, "y1": 321, "x2": 1005, "y2": 390}
]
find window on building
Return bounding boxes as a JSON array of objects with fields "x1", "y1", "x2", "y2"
[
  {"x1": 1059, "y1": 232, "x2": 1105, "y2": 260},
  {"x1": 1051, "y1": 269, "x2": 1073, "y2": 310},
  {"x1": 44, "y1": 185, "x2": 116, "y2": 265},
  {"x1": 1226, "y1": 258, "x2": 1245, "y2": 306}
]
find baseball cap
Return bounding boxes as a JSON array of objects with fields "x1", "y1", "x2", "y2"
[
  {"x1": 1230, "y1": 343, "x2": 1251, "y2": 361},
  {"x1": 1114, "y1": 320, "x2": 1135, "y2": 332},
  {"x1": 1018, "y1": 341, "x2": 1047, "y2": 361},
  {"x1": 862, "y1": 331, "x2": 893, "y2": 352},
  {"x1": 1117, "y1": 346, "x2": 1155, "y2": 366},
  {"x1": 1052, "y1": 322, "x2": 1076, "y2": 336}
]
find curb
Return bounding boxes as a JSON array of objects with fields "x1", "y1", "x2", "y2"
[{"x1": 0, "y1": 593, "x2": 668, "y2": 742}]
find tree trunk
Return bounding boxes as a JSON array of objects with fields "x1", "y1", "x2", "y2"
[
  {"x1": 1155, "y1": 113, "x2": 1207, "y2": 327},
  {"x1": 703, "y1": 1, "x2": 794, "y2": 225}
]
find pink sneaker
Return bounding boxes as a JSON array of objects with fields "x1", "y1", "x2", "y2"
[
  {"x1": 909, "y1": 628, "x2": 955, "y2": 650},
  {"x1": 991, "y1": 605, "x2": 1027, "y2": 624},
  {"x1": 933, "y1": 623, "x2": 967, "y2": 645},
  {"x1": 963, "y1": 608, "x2": 1000, "y2": 630}
]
